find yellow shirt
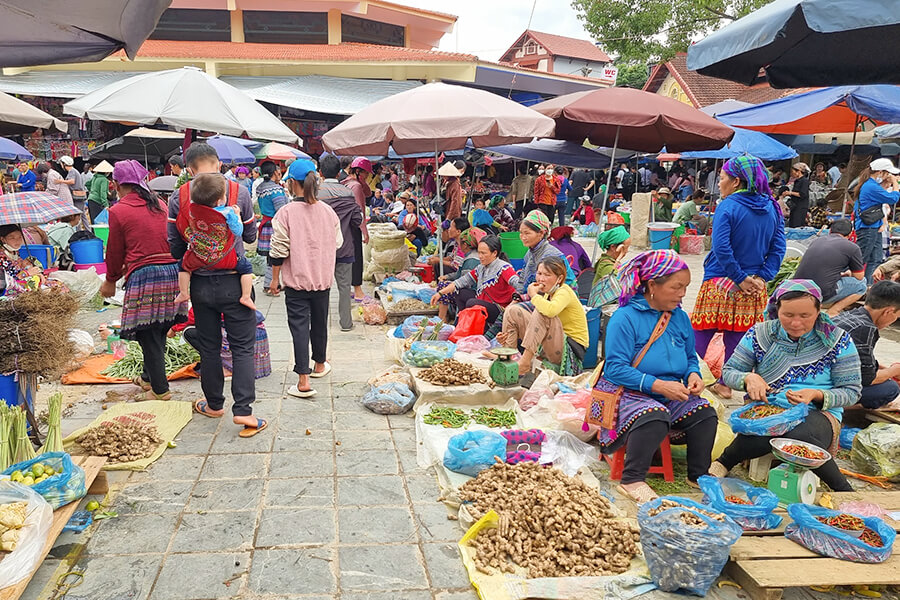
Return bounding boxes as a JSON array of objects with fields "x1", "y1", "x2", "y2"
[{"x1": 531, "y1": 284, "x2": 589, "y2": 347}]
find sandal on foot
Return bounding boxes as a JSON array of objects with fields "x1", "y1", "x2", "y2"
[
  {"x1": 133, "y1": 376, "x2": 152, "y2": 391},
  {"x1": 617, "y1": 483, "x2": 659, "y2": 504},
  {"x1": 287, "y1": 385, "x2": 317, "y2": 398},
  {"x1": 708, "y1": 461, "x2": 729, "y2": 478},
  {"x1": 193, "y1": 399, "x2": 224, "y2": 418},
  {"x1": 136, "y1": 390, "x2": 172, "y2": 402},
  {"x1": 239, "y1": 418, "x2": 268, "y2": 438},
  {"x1": 685, "y1": 478, "x2": 701, "y2": 489},
  {"x1": 309, "y1": 362, "x2": 332, "y2": 378}
]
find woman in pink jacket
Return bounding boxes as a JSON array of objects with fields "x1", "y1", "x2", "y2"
[{"x1": 269, "y1": 159, "x2": 342, "y2": 398}]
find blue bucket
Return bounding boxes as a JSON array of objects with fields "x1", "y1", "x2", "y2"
[
  {"x1": 583, "y1": 307, "x2": 602, "y2": 369},
  {"x1": 70, "y1": 238, "x2": 104, "y2": 264},
  {"x1": 648, "y1": 223, "x2": 678, "y2": 250},
  {"x1": 19, "y1": 244, "x2": 56, "y2": 269},
  {"x1": 0, "y1": 373, "x2": 33, "y2": 409}
]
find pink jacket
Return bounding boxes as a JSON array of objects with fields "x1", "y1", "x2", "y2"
[{"x1": 269, "y1": 200, "x2": 342, "y2": 291}]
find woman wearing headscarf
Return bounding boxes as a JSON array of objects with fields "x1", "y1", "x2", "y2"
[
  {"x1": 711, "y1": 280, "x2": 861, "y2": 491},
  {"x1": 593, "y1": 250, "x2": 717, "y2": 503},
  {"x1": 692, "y1": 155, "x2": 786, "y2": 398},
  {"x1": 781, "y1": 162, "x2": 811, "y2": 228},
  {"x1": 256, "y1": 161, "x2": 289, "y2": 295},
  {"x1": 588, "y1": 225, "x2": 630, "y2": 309},
  {"x1": 100, "y1": 160, "x2": 186, "y2": 401},
  {"x1": 517, "y1": 210, "x2": 575, "y2": 294},
  {"x1": 549, "y1": 226, "x2": 591, "y2": 272},
  {"x1": 434, "y1": 226, "x2": 485, "y2": 322},
  {"x1": 0, "y1": 225, "x2": 45, "y2": 296}
]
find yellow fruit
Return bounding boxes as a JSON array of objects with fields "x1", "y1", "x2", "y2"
[
  {"x1": 22, "y1": 477, "x2": 34, "y2": 486},
  {"x1": 44, "y1": 467, "x2": 55, "y2": 476},
  {"x1": 9, "y1": 471, "x2": 22, "y2": 481},
  {"x1": 31, "y1": 464, "x2": 44, "y2": 477},
  {"x1": 85, "y1": 501, "x2": 100, "y2": 511}
]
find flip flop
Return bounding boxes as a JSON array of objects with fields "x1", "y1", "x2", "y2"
[
  {"x1": 193, "y1": 400, "x2": 224, "y2": 418},
  {"x1": 309, "y1": 362, "x2": 332, "y2": 379},
  {"x1": 132, "y1": 376, "x2": 152, "y2": 391},
  {"x1": 239, "y1": 417, "x2": 268, "y2": 438},
  {"x1": 617, "y1": 483, "x2": 658, "y2": 504},
  {"x1": 287, "y1": 385, "x2": 317, "y2": 398}
]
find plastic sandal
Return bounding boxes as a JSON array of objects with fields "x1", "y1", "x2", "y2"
[
  {"x1": 193, "y1": 400, "x2": 223, "y2": 418},
  {"x1": 239, "y1": 417, "x2": 268, "y2": 438}
]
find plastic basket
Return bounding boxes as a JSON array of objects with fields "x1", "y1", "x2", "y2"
[
  {"x1": 18, "y1": 244, "x2": 56, "y2": 269},
  {"x1": 499, "y1": 232, "x2": 527, "y2": 259},
  {"x1": 648, "y1": 223, "x2": 678, "y2": 250}
]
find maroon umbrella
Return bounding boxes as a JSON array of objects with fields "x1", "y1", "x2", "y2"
[{"x1": 533, "y1": 87, "x2": 734, "y2": 153}]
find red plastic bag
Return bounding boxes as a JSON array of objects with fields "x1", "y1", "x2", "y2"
[
  {"x1": 449, "y1": 305, "x2": 488, "y2": 342},
  {"x1": 704, "y1": 332, "x2": 725, "y2": 380}
]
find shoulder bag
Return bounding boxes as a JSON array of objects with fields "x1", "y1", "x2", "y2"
[{"x1": 583, "y1": 311, "x2": 671, "y2": 431}]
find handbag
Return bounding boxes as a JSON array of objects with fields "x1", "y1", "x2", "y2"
[
  {"x1": 859, "y1": 204, "x2": 884, "y2": 226},
  {"x1": 583, "y1": 311, "x2": 671, "y2": 431}
]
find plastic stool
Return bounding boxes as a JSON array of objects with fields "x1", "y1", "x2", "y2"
[{"x1": 602, "y1": 437, "x2": 674, "y2": 482}]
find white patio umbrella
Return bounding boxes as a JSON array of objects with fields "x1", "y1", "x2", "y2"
[
  {"x1": 63, "y1": 67, "x2": 299, "y2": 144},
  {"x1": 0, "y1": 91, "x2": 66, "y2": 135}
]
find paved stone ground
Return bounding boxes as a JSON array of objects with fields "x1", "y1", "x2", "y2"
[{"x1": 19, "y1": 244, "x2": 900, "y2": 600}]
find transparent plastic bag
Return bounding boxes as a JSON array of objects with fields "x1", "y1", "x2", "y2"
[
  {"x1": 67, "y1": 329, "x2": 95, "y2": 360},
  {"x1": 785, "y1": 504, "x2": 895, "y2": 563},
  {"x1": 361, "y1": 302, "x2": 387, "y2": 325},
  {"x1": 851, "y1": 423, "x2": 900, "y2": 481},
  {"x1": 361, "y1": 382, "x2": 416, "y2": 415},
  {"x1": 398, "y1": 316, "x2": 452, "y2": 340},
  {"x1": 402, "y1": 341, "x2": 456, "y2": 368},
  {"x1": 2, "y1": 452, "x2": 86, "y2": 510},
  {"x1": 698, "y1": 476, "x2": 782, "y2": 531},
  {"x1": 48, "y1": 269, "x2": 102, "y2": 305},
  {"x1": 728, "y1": 401, "x2": 809, "y2": 437},
  {"x1": 443, "y1": 430, "x2": 507, "y2": 477},
  {"x1": 368, "y1": 365, "x2": 412, "y2": 388},
  {"x1": 0, "y1": 481, "x2": 53, "y2": 588},
  {"x1": 539, "y1": 430, "x2": 597, "y2": 476},
  {"x1": 456, "y1": 335, "x2": 491, "y2": 354},
  {"x1": 638, "y1": 496, "x2": 743, "y2": 596}
]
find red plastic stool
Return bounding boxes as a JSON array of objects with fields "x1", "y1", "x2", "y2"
[{"x1": 602, "y1": 437, "x2": 674, "y2": 482}]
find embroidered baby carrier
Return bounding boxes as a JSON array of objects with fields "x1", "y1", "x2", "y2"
[{"x1": 176, "y1": 179, "x2": 241, "y2": 271}]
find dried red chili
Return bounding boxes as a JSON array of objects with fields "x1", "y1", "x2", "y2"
[
  {"x1": 740, "y1": 404, "x2": 787, "y2": 419},
  {"x1": 816, "y1": 513, "x2": 865, "y2": 531},
  {"x1": 781, "y1": 444, "x2": 827, "y2": 460},
  {"x1": 724, "y1": 495, "x2": 752, "y2": 505},
  {"x1": 860, "y1": 527, "x2": 884, "y2": 548}
]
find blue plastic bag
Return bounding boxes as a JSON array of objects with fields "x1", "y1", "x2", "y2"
[
  {"x1": 2, "y1": 452, "x2": 87, "y2": 510},
  {"x1": 93, "y1": 208, "x2": 109, "y2": 224},
  {"x1": 840, "y1": 427, "x2": 861, "y2": 450},
  {"x1": 698, "y1": 476, "x2": 782, "y2": 531},
  {"x1": 728, "y1": 401, "x2": 809, "y2": 437},
  {"x1": 443, "y1": 430, "x2": 507, "y2": 477},
  {"x1": 361, "y1": 382, "x2": 416, "y2": 415},
  {"x1": 785, "y1": 504, "x2": 895, "y2": 564},
  {"x1": 396, "y1": 315, "x2": 453, "y2": 340},
  {"x1": 403, "y1": 340, "x2": 456, "y2": 368},
  {"x1": 638, "y1": 496, "x2": 743, "y2": 596}
]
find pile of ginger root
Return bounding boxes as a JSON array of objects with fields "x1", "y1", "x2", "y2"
[{"x1": 458, "y1": 462, "x2": 640, "y2": 578}]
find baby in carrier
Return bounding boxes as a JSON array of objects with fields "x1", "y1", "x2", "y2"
[{"x1": 174, "y1": 173, "x2": 255, "y2": 310}]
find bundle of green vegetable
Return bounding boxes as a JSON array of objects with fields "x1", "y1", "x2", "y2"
[
  {"x1": 767, "y1": 257, "x2": 800, "y2": 294},
  {"x1": 470, "y1": 407, "x2": 517, "y2": 428},
  {"x1": 12, "y1": 408, "x2": 34, "y2": 465},
  {"x1": 40, "y1": 393, "x2": 63, "y2": 454},
  {"x1": 101, "y1": 336, "x2": 199, "y2": 380},
  {"x1": 0, "y1": 405, "x2": 11, "y2": 472}
]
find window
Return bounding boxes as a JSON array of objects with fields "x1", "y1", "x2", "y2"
[
  {"x1": 525, "y1": 41, "x2": 537, "y2": 55},
  {"x1": 341, "y1": 15, "x2": 405, "y2": 47},
  {"x1": 149, "y1": 9, "x2": 230, "y2": 42},
  {"x1": 243, "y1": 11, "x2": 328, "y2": 44}
]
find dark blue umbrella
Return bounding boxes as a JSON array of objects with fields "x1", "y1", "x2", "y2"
[
  {"x1": 687, "y1": 0, "x2": 900, "y2": 88},
  {"x1": 679, "y1": 127, "x2": 797, "y2": 161},
  {"x1": 206, "y1": 135, "x2": 257, "y2": 165},
  {"x1": 483, "y1": 139, "x2": 625, "y2": 169},
  {"x1": 0, "y1": 136, "x2": 32, "y2": 161}
]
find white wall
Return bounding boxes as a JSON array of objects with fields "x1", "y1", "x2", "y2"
[{"x1": 552, "y1": 56, "x2": 608, "y2": 78}]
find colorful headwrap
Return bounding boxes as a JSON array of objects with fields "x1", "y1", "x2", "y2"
[
  {"x1": 596, "y1": 225, "x2": 630, "y2": 250},
  {"x1": 766, "y1": 278, "x2": 837, "y2": 343},
  {"x1": 459, "y1": 227, "x2": 487, "y2": 249},
  {"x1": 523, "y1": 209, "x2": 551, "y2": 236},
  {"x1": 549, "y1": 226, "x2": 575, "y2": 241},
  {"x1": 617, "y1": 250, "x2": 689, "y2": 307},
  {"x1": 471, "y1": 208, "x2": 494, "y2": 228},
  {"x1": 722, "y1": 155, "x2": 774, "y2": 198},
  {"x1": 490, "y1": 194, "x2": 505, "y2": 209}
]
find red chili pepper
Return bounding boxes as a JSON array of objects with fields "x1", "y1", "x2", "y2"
[
  {"x1": 781, "y1": 444, "x2": 827, "y2": 460},
  {"x1": 724, "y1": 495, "x2": 752, "y2": 505}
]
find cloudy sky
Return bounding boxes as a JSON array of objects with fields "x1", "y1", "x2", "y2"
[{"x1": 401, "y1": 0, "x2": 594, "y2": 60}]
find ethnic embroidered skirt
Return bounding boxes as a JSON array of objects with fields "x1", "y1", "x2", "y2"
[
  {"x1": 120, "y1": 263, "x2": 186, "y2": 339},
  {"x1": 690, "y1": 277, "x2": 767, "y2": 332}
]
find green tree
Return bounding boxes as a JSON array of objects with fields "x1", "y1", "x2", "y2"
[
  {"x1": 614, "y1": 63, "x2": 650, "y2": 88},
  {"x1": 573, "y1": 0, "x2": 772, "y2": 63}
]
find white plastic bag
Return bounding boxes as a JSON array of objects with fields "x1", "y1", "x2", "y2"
[
  {"x1": 0, "y1": 482, "x2": 53, "y2": 588},
  {"x1": 48, "y1": 269, "x2": 102, "y2": 305},
  {"x1": 67, "y1": 329, "x2": 95, "y2": 360},
  {"x1": 540, "y1": 430, "x2": 599, "y2": 476}
]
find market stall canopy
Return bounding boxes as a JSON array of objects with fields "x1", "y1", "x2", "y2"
[
  {"x1": 875, "y1": 124, "x2": 900, "y2": 144},
  {"x1": 206, "y1": 135, "x2": 257, "y2": 165},
  {"x1": 687, "y1": 0, "x2": 900, "y2": 88},
  {"x1": 717, "y1": 86, "x2": 900, "y2": 134},
  {"x1": 254, "y1": 142, "x2": 310, "y2": 161},
  {"x1": 0, "y1": 137, "x2": 33, "y2": 161},
  {"x1": 0, "y1": 0, "x2": 171, "y2": 68},
  {"x1": 148, "y1": 175, "x2": 177, "y2": 194},
  {"x1": 63, "y1": 67, "x2": 299, "y2": 144},
  {"x1": 0, "y1": 191, "x2": 80, "y2": 226},
  {"x1": 0, "y1": 91, "x2": 66, "y2": 135},
  {"x1": 321, "y1": 82, "x2": 556, "y2": 156},
  {"x1": 86, "y1": 128, "x2": 183, "y2": 164},
  {"x1": 532, "y1": 87, "x2": 734, "y2": 153},
  {"x1": 699, "y1": 100, "x2": 753, "y2": 117},
  {"x1": 678, "y1": 127, "x2": 798, "y2": 161},
  {"x1": 483, "y1": 139, "x2": 624, "y2": 169}
]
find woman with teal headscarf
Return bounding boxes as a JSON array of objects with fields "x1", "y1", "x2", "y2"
[{"x1": 588, "y1": 225, "x2": 630, "y2": 308}]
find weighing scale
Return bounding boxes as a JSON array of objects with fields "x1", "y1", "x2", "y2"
[
  {"x1": 767, "y1": 438, "x2": 830, "y2": 505},
  {"x1": 488, "y1": 348, "x2": 520, "y2": 387}
]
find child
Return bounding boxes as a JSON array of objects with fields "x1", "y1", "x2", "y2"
[
  {"x1": 402, "y1": 213, "x2": 429, "y2": 256},
  {"x1": 174, "y1": 173, "x2": 255, "y2": 310},
  {"x1": 45, "y1": 213, "x2": 81, "y2": 250}
]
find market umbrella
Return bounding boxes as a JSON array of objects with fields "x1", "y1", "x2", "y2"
[
  {"x1": 0, "y1": 91, "x2": 67, "y2": 135},
  {"x1": 63, "y1": 67, "x2": 299, "y2": 144},
  {"x1": 86, "y1": 127, "x2": 184, "y2": 165},
  {"x1": 687, "y1": 0, "x2": 900, "y2": 88},
  {"x1": 678, "y1": 127, "x2": 798, "y2": 161},
  {"x1": 874, "y1": 124, "x2": 900, "y2": 144},
  {"x1": 0, "y1": 0, "x2": 171, "y2": 68},
  {"x1": 0, "y1": 137, "x2": 33, "y2": 161},
  {"x1": 254, "y1": 142, "x2": 310, "y2": 161},
  {"x1": 148, "y1": 175, "x2": 177, "y2": 194},
  {"x1": 206, "y1": 135, "x2": 257, "y2": 165},
  {"x1": 322, "y1": 82, "x2": 555, "y2": 156},
  {"x1": 0, "y1": 191, "x2": 79, "y2": 226},
  {"x1": 483, "y1": 139, "x2": 626, "y2": 169}
]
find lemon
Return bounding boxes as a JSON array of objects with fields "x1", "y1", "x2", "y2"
[
  {"x1": 22, "y1": 477, "x2": 34, "y2": 486},
  {"x1": 31, "y1": 464, "x2": 44, "y2": 477},
  {"x1": 9, "y1": 470, "x2": 22, "y2": 481},
  {"x1": 44, "y1": 467, "x2": 55, "y2": 476},
  {"x1": 85, "y1": 501, "x2": 100, "y2": 511}
]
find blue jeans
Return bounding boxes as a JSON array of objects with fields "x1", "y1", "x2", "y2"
[
  {"x1": 556, "y1": 203, "x2": 566, "y2": 227},
  {"x1": 856, "y1": 227, "x2": 882, "y2": 283},
  {"x1": 823, "y1": 276, "x2": 867, "y2": 306},
  {"x1": 860, "y1": 379, "x2": 899, "y2": 409},
  {"x1": 565, "y1": 194, "x2": 579, "y2": 217}
]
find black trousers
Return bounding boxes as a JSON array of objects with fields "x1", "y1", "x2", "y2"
[
  {"x1": 455, "y1": 288, "x2": 501, "y2": 326},
  {"x1": 134, "y1": 325, "x2": 170, "y2": 395},
  {"x1": 538, "y1": 203, "x2": 555, "y2": 223},
  {"x1": 622, "y1": 406, "x2": 717, "y2": 484},
  {"x1": 718, "y1": 410, "x2": 851, "y2": 491},
  {"x1": 285, "y1": 287, "x2": 330, "y2": 376},
  {"x1": 190, "y1": 274, "x2": 256, "y2": 417},
  {"x1": 351, "y1": 227, "x2": 363, "y2": 287},
  {"x1": 88, "y1": 200, "x2": 105, "y2": 222}
]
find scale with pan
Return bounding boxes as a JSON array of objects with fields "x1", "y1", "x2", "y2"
[
  {"x1": 488, "y1": 348, "x2": 520, "y2": 387},
  {"x1": 768, "y1": 438, "x2": 830, "y2": 505}
]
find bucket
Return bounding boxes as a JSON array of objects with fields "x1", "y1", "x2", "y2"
[
  {"x1": 679, "y1": 235, "x2": 704, "y2": 255},
  {"x1": 419, "y1": 263, "x2": 434, "y2": 283},
  {"x1": 19, "y1": 244, "x2": 56, "y2": 269},
  {"x1": 70, "y1": 238, "x2": 104, "y2": 264},
  {"x1": 499, "y1": 232, "x2": 527, "y2": 260},
  {"x1": 0, "y1": 373, "x2": 33, "y2": 410},
  {"x1": 620, "y1": 211, "x2": 631, "y2": 225},
  {"x1": 583, "y1": 307, "x2": 602, "y2": 369},
  {"x1": 509, "y1": 258, "x2": 525, "y2": 271},
  {"x1": 648, "y1": 222, "x2": 678, "y2": 250},
  {"x1": 75, "y1": 262, "x2": 107, "y2": 274},
  {"x1": 93, "y1": 224, "x2": 109, "y2": 248}
]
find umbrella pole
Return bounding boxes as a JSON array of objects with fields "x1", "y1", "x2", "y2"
[
  {"x1": 435, "y1": 142, "x2": 443, "y2": 279},
  {"x1": 591, "y1": 125, "x2": 620, "y2": 262},
  {"x1": 840, "y1": 116, "x2": 861, "y2": 218}
]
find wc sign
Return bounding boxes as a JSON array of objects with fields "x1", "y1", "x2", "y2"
[{"x1": 599, "y1": 66, "x2": 618, "y2": 86}]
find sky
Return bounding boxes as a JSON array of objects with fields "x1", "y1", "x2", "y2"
[{"x1": 400, "y1": 0, "x2": 595, "y2": 61}]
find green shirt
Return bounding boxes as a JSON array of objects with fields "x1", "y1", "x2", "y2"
[
  {"x1": 88, "y1": 173, "x2": 109, "y2": 207},
  {"x1": 673, "y1": 199, "x2": 699, "y2": 224}
]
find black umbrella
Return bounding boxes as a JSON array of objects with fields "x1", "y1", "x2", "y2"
[{"x1": 687, "y1": 0, "x2": 900, "y2": 88}]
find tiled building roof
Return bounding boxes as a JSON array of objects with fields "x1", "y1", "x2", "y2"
[{"x1": 523, "y1": 30, "x2": 611, "y2": 63}]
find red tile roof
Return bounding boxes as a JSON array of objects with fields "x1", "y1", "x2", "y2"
[
  {"x1": 123, "y1": 39, "x2": 477, "y2": 63},
  {"x1": 644, "y1": 53, "x2": 800, "y2": 107},
  {"x1": 522, "y1": 30, "x2": 611, "y2": 63}
]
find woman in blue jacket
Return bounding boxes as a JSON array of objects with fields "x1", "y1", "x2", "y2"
[
  {"x1": 595, "y1": 250, "x2": 717, "y2": 503},
  {"x1": 853, "y1": 158, "x2": 900, "y2": 283},
  {"x1": 691, "y1": 155, "x2": 786, "y2": 398}
]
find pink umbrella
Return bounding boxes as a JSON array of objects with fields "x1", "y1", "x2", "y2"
[{"x1": 322, "y1": 82, "x2": 555, "y2": 156}]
